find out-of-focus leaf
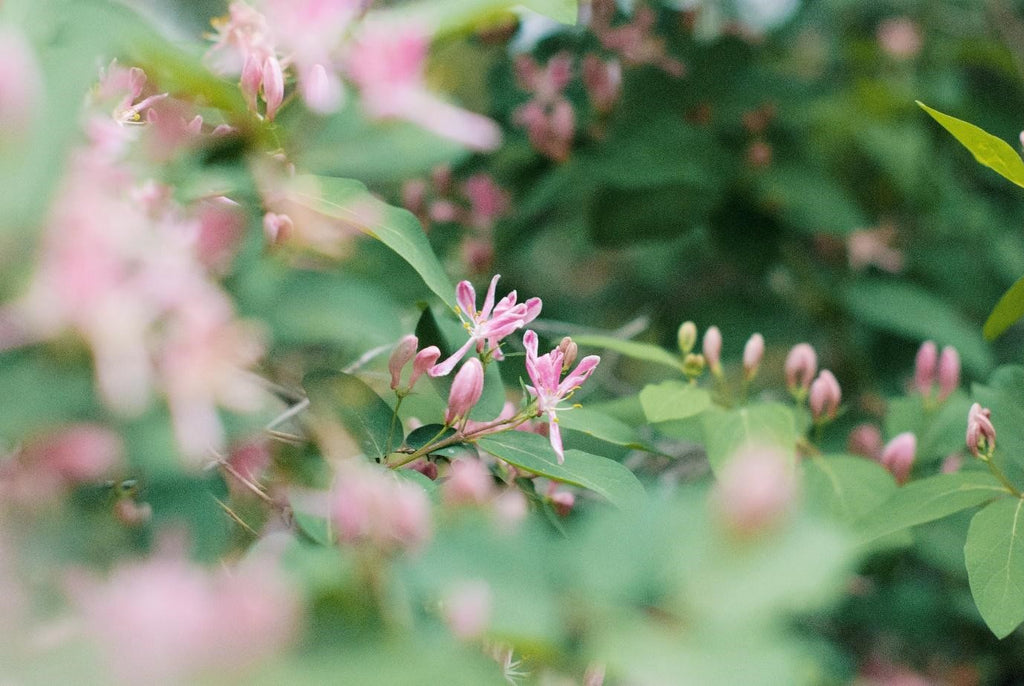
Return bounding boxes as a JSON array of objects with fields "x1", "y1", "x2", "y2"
[
  {"x1": 476, "y1": 431, "x2": 645, "y2": 509},
  {"x1": 802, "y1": 455, "x2": 897, "y2": 524},
  {"x1": 304, "y1": 370, "x2": 398, "y2": 461},
  {"x1": 755, "y1": 163, "x2": 867, "y2": 234},
  {"x1": 380, "y1": 0, "x2": 578, "y2": 32},
  {"x1": 965, "y1": 497, "x2": 1024, "y2": 638},
  {"x1": 857, "y1": 471, "x2": 1008, "y2": 543},
  {"x1": 146, "y1": 473, "x2": 232, "y2": 561},
  {"x1": 984, "y1": 273, "x2": 1024, "y2": 340},
  {"x1": 700, "y1": 403, "x2": 797, "y2": 474},
  {"x1": 556, "y1": 407, "x2": 645, "y2": 448},
  {"x1": 0, "y1": 348, "x2": 98, "y2": 441},
  {"x1": 287, "y1": 175, "x2": 455, "y2": 309},
  {"x1": 574, "y1": 334, "x2": 683, "y2": 371},
  {"x1": 639, "y1": 381, "x2": 712, "y2": 423},
  {"x1": 843, "y1": 279, "x2": 994, "y2": 375},
  {"x1": 918, "y1": 101, "x2": 1024, "y2": 189}
]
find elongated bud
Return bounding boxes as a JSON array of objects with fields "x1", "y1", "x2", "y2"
[
  {"x1": 388, "y1": 335, "x2": 419, "y2": 390},
  {"x1": 409, "y1": 346, "x2": 441, "y2": 391},
  {"x1": 967, "y1": 403, "x2": 996, "y2": 458},
  {"x1": 262, "y1": 56, "x2": 285, "y2": 120},
  {"x1": 677, "y1": 321, "x2": 698, "y2": 355},
  {"x1": 556, "y1": 336, "x2": 578, "y2": 372},
  {"x1": 703, "y1": 326, "x2": 723, "y2": 375},
  {"x1": 784, "y1": 343, "x2": 817, "y2": 394},
  {"x1": 914, "y1": 340, "x2": 938, "y2": 396},
  {"x1": 809, "y1": 370, "x2": 841, "y2": 422},
  {"x1": 743, "y1": 333, "x2": 765, "y2": 380},
  {"x1": 445, "y1": 358, "x2": 484, "y2": 425},
  {"x1": 937, "y1": 346, "x2": 960, "y2": 402},
  {"x1": 880, "y1": 432, "x2": 916, "y2": 484}
]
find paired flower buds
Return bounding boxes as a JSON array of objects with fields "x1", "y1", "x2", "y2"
[
  {"x1": 445, "y1": 358, "x2": 485, "y2": 425},
  {"x1": 880, "y1": 432, "x2": 916, "y2": 484},
  {"x1": 966, "y1": 403, "x2": 996, "y2": 458},
  {"x1": 556, "y1": 336, "x2": 578, "y2": 372},
  {"x1": 914, "y1": 340, "x2": 960, "y2": 402},
  {"x1": 388, "y1": 334, "x2": 441, "y2": 393},
  {"x1": 809, "y1": 370, "x2": 841, "y2": 423}
]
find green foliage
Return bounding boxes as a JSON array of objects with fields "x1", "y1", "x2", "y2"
[
  {"x1": 965, "y1": 498, "x2": 1024, "y2": 638},
  {"x1": 304, "y1": 371, "x2": 398, "y2": 461},
  {"x1": 700, "y1": 403, "x2": 797, "y2": 474},
  {"x1": 639, "y1": 380, "x2": 711, "y2": 423}
]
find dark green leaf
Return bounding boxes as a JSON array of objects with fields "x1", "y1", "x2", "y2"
[{"x1": 304, "y1": 370, "x2": 397, "y2": 461}]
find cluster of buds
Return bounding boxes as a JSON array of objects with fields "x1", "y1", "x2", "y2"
[
  {"x1": 387, "y1": 334, "x2": 440, "y2": 396},
  {"x1": 588, "y1": 0, "x2": 685, "y2": 76},
  {"x1": 677, "y1": 321, "x2": 705, "y2": 380},
  {"x1": 847, "y1": 424, "x2": 917, "y2": 484},
  {"x1": 513, "y1": 52, "x2": 576, "y2": 161}
]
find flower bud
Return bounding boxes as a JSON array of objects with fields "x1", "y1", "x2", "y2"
[
  {"x1": 442, "y1": 459, "x2": 493, "y2": 506},
  {"x1": 262, "y1": 212, "x2": 293, "y2": 244},
  {"x1": 445, "y1": 358, "x2": 484, "y2": 425},
  {"x1": 409, "y1": 346, "x2": 441, "y2": 391},
  {"x1": 550, "y1": 490, "x2": 575, "y2": 517},
  {"x1": 784, "y1": 343, "x2": 817, "y2": 394},
  {"x1": 809, "y1": 370, "x2": 841, "y2": 422},
  {"x1": 677, "y1": 321, "x2": 698, "y2": 355},
  {"x1": 914, "y1": 340, "x2": 938, "y2": 396},
  {"x1": 443, "y1": 579, "x2": 492, "y2": 640},
  {"x1": 847, "y1": 423, "x2": 882, "y2": 460},
  {"x1": 408, "y1": 459, "x2": 438, "y2": 480},
  {"x1": 703, "y1": 326, "x2": 723, "y2": 375},
  {"x1": 388, "y1": 334, "x2": 419, "y2": 390},
  {"x1": 743, "y1": 333, "x2": 765, "y2": 380},
  {"x1": 711, "y1": 444, "x2": 797, "y2": 536},
  {"x1": 556, "y1": 336, "x2": 578, "y2": 372},
  {"x1": 967, "y1": 403, "x2": 996, "y2": 458},
  {"x1": 880, "y1": 432, "x2": 916, "y2": 484},
  {"x1": 937, "y1": 346, "x2": 960, "y2": 402},
  {"x1": 682, "y1": 352, "x2": 706, "y2": 378},
  {"x1": 262, "y1": 56, "x2": 285, "y2": 120}
]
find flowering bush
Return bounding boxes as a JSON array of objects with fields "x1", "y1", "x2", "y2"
[{"x1": 5, "y1": 0, "x2": 1024, "y2": 683}]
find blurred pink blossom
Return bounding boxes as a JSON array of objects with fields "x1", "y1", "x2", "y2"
[
  {"x1": 582, "y1": 54, "x2": 622, "y2": 113},
  {"x1": 513, "y1": 52, "x2": 576, "y2": 161},
  {"x1": 880, "y1": 432, "x2": 916, "y2": 484},
  {"x1": 0, "y1": 26, "x2": 42, "y2": 140},
  {"x1": 877, "y1": 17, "x2": 923, "y2": 60},
  {"x1": 711, "y1": 444, "x2": 797, "y2": 536},
  {"x1": 443, "y1": 459, "x2": 494, "y2": 506},
  {"x1": 848, "y1": 423, "x2": 883, "y2": 460},
  {"x1": 589, "y1": 2, "x2": 685, "y2": 76},
  {"x1": 445, "y1": 358, "x2": 485, "y2": 425},
  {"x1": 848, "y1": 225, "x2": 904, "y2": 274},
  {"x1": 331, "y1": 462, "x2": 432, "y2": 552},
  {"x1": 443, "y1": 579, "x2": 492, "y2": 640}
]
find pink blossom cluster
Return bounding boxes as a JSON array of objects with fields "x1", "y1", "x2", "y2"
[
  {"x1": 588, "y1": 0, "x2": 685, "y2": 76},
  {"x1": 513, "y1": 52, "x2": 577, "y2": 161},
  {"x1": 76, "y1": 554, "x2": 299, "y2": 684},
  {"x1": 331, "y1": 461, "x2": 432, "y2": 552},
  {"x1": 206, "y1": 1, "x2": 501, "y2": 150},
  {"x1": 0, "y1": 65, "x2": 266, "y2": 464}
]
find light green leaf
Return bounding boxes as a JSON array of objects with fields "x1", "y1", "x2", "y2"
[
  {"x1": 288, "y1": 175, "x2": 454, "y2": 308},
  {"x1": 639, "y1": 381, "x2": 712, "y2": 424},
  {"x1": 843, "y1": 279, "x2": 994, "y2": 375},
  {"x1": 857, "y1": 471, "x2": 1009, "y2": 543},
  {"x1": 802, "y1": 455, "x2": 897, "y2": 524},
  {"x1": 965, "y1": 497, "x2": 1024, "y2": 638},
  {"x1": 304, "y1": 370, "x2": 398, "y2": 461},
  {"x1": 984, "y1": 273, "x2": 1024, "y2": 340},
  {"x1": 700, "y1": 403, "x2": 797, "y2": 474},
  {"x1": 574, "y1": 334, "x2": 683, "y2": 371},
  {"x1": 476, "y1": 431, "x2": 644, "y2": 509},
  {"x1": 918, "y1": 101, "x2": 1024, "y2": 189},
  {"x1": 379, "y1": 0, "x2": 578, "y2": 31}
]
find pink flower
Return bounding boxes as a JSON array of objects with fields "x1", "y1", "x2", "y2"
[
  {"x1": 445, "y1": 358, "x2": 485, "y2": 425},
  {"x1": 877, "y1": 17, "x2": 923, "y2": 60},
  {"x1": 430, "y1": 275, "x2": 541, "y2": 377},
  {"x1": 523, "y1": 329, "x2": 601, "y2": 463},
  {"x1": 880, "y1": 432, "x2": 916, "y2": 485},
  {"x1": 848, "y1": 423, "x2": 883, "y2": 460},
  {"x1": 0, "y1": 27, "x2": 42, "y2": 140},
  {"x1": 703, "y1": 325, "x2": 723, "y2": 375},
  {"x1": 809, "y1": 370, "x2": 841, "y2": 422},
  {"x1": 914, "y1": 340, "x2": 937, "y2": 396},
  {"x1": 711, "y1": 444, "x2": 797, "y2": 536},
  {"x1": 784, "y1": 342, "x2": 817, "y2": 394},
  {"x1": 742, "y1": 333, "x2": 765, "y2": 380},
  {"x1": 443, "y1": 579, "x2": 492, "y2": 640},
  {"x1": 967, "y1": 403, "x2": 996, "y2": 458},
  {"x1": 388, "y1": 334, "x2": 420, "y2": 390},
  {"x1": 442, "y1": 459, "x2": 494, "y2": 506},
  {"x1": 331, "y1": 462, "x2": 432, "y2": 552},
  {"x1": 937, "y1": 345, "x2": 960, "y2": 402}
]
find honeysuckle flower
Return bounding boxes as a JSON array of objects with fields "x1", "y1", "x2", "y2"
[
  {"x1": 937, "y1": 345, "x2": 960, "y2": 402},
  {"x1": 703, "y1": 326, "x2": 723, "y2": 375},
  {"x1": 388, "y1": 334, "x2": 419, "y2": 390},
  {"x1": 880, "y1": 432, "x2": 916, "y2": 484},
  {"x1": 523, "y1": 329, "x2": 601, "y2": 463},
  {"x1": 914, "y1": 340, "x2": 937, "y2": 396},
  {"x1": 711, "y1": 444, "x2": 796, "y2": 536},
  {"x1": 429, "y1": 275, "x2": 541, "y2": 377},
  {"x1": 848, "y1": 423, "x2": 882, "y2": 460},
  {"x1": 743, "y1": 333, "x2": 765, "y2": 380},
  {"x1": 784, "y1": 342, "x2": 817, "y2": 394},
  {"x1": 809, "y1": 370, "x2": 841, "y2": 422},
  {"x1": 445, "y1": 358, "x2": 485, "y2": 425}
]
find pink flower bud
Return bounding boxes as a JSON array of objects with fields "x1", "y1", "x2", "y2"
[
  {"x1": 967, "y1": 403, "x2": 996, "y2": 457},
  {"x1": 743, "y1": 333, "x2": 765, "y2": 380},
  {"x1": 937, "y1": 346, "x2": 960, "y2": 401},
  {"x1": 711, "y1": 444, "x2": 797, "y2": 536},
  {"x1": 445, "y1": 358, "x2": 484, "y2": 425},
  {"x1": 784, "y1": 343, "x2": 817, "y2": 393},
  {"x1": 703, "y1": 326, "x2": 723, "y2": 374},
  {"x1": 26, "y1": 424, "x2": 123, "y2": 483},
  {"x1": 848, "y1": 423, "x2": 882, "y2": 460},
  {"x1": 880, "y1": 432, "x2": 916, "y2": 484},
  {"x1": 409, "y1": 345, "x2": 440, "y2": 391},
  {"x1": 443, "y1": 579, "x2": 492, "y2": 640},
  {"x1": 408, "y1": 459, "x2": 438, "y2": 480},
  {"x1": 914, "y1": 340, "x2": 937, "y2": 396},
  {"x1": 443, "y1": 459, "x2": 494, "y2": 506},
  {"x1": 262, "y1": 212, "x2": 293, "y2": 244},
  {"x1": 262, "y1": 56, "x2": 285, "y2": 120},
  {"x1": 556, "y1": 336, "x2": 579, "y2": 371},
  {"x1": 299, "y1": 63, "x2": 342, "y2": 114},
  {"x1": 114, "y1": 499, "x2": 153, "y2": 527},
  {"x1": 809, "y1": 370, "x2": 841, "y2": 422},
  {"x1": 388, "y1": 334, "x2": 419, "y2": 390},
  {"x1": 550, "y1": 490, "x2": 575, "y2": 517}
]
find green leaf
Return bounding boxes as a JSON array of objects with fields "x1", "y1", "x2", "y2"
[
  {"x1": 574, "y1": 334, "x2": 683, "y2": 371},
  {"x1": 965, "y1": 497, "x2": 1024, "y2": 638},
  {"x1": 700, "y1": 403, "x2": 797, "y2": 474},
  {"x1": 304, "y1": 370, "x2": 398, "y2": 461},
  {"x1": 843, "y1": 279, "x2": 994, "y2": 375},
  {"x1": 639, "y1": 381, "x2": 712, "y2": 424},
  {"x1": 293, "y1": 510, "x2": 334, "y2": 547},
  {"x1": 287, "y1": 175, "x2": 454, "y2": 308},
  {"x1": 146, "y1": 474, "x2": 231, "y2": 562},
  {"x1": 0, "y1": 348, "x2": 98, "y2": 441},
  {"x1": 857, "y1": 471, "x2": 1009, "y2": 543},
  {"x1": 984, "y1": 273, "x2": 1024, "y2": 340},
  {"x1": 556, "y1": 407, "x2": 644, "y2": 449},
  {"x1": 802, "y1": 455, "x2": 897, "y2": 524},
  {"x1": 918, "y1": 101, "x2": 1024, "y2": 189},
  {"x1": 476, "y1": 431, "x2": 644, "y2": 509}
]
